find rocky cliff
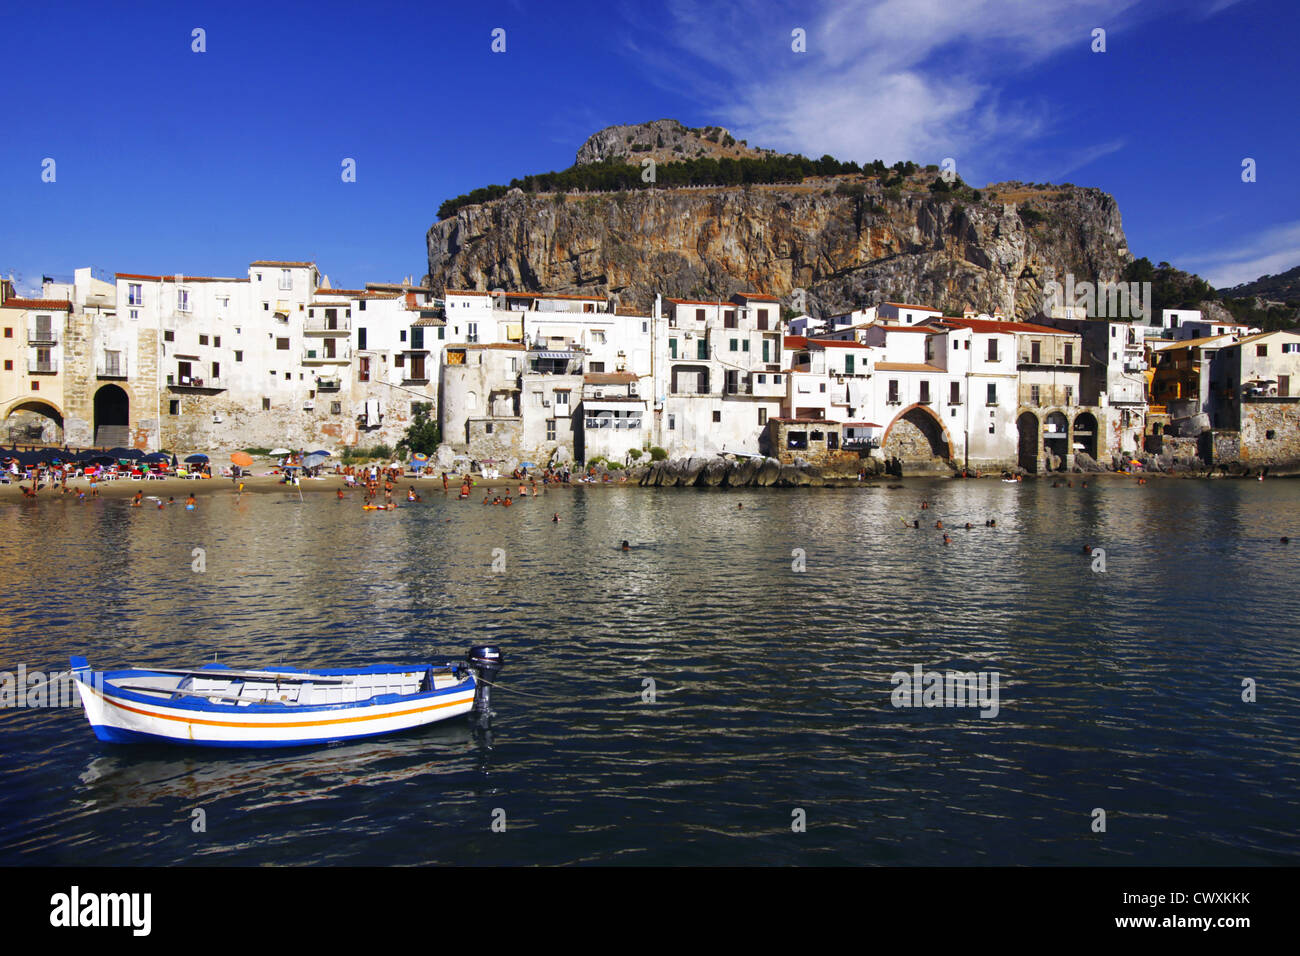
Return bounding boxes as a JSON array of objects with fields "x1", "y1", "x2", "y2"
[{"x1": 426, "y1": 127, "x2": 1134, "y2": 320}]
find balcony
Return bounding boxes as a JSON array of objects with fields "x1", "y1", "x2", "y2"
[
  {"x1": 316, "y1": 377, "x2": 342, "y2": 392},
  {"x1": 401, "y1": 376, "x2": 431, "y2": 386},
  {"x1": 304, "y1": 316, "x2": 352, "y2": 334},
  {"x1": 723, "y1": 382, "x2": 753, "y2": 395},
  {"x1": 27, "y1": 324, "x2": 58, "y2": 346},
  {"x1": 96, "y1": 358, "x2": 128, "y2": 379},
  {"x1": 168, "y1": 374, "x2": 225, "y2": 391},
  {"x1": 28, "y1": 359, "x2": 58, "y2": 374},
  {"x1": 303, "y1": 347, "x2": 352, "y2": 364},
  {"x1": 585, "y1": 417, "x2": 643, "y2": 429}
]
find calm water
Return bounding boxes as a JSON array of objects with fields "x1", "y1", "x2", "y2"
[{"x1": 1, "y1": 478, "x2": 1298, "y2": 866}]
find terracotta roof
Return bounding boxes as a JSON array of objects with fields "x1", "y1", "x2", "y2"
[
  {"x1": 938, "y1": 316, "x2": 1073, "y2": 336},
  {"x1": 883, "y1": 302, "x2": 940, "y2": 311},
  {"x1": 1232, "y1": 330, "x2": 1299, "y2": 346},
  {"x1": 842, "y1": 421, "x2": 882, "y2": 427},
  {"x1": 874, "y1": 362, "x2": 946, "y2": 372},
  {"x1": 1167, "y1": 334, "x2": 1234, "y2": 349},
  {"x1": 736, "y1": 292, "x2": 779, "y2": 302},
  {"x1": 250, "y1": 260, "x2": 315, "y2": 267},
  {"x1": 445, "y1": 290, "x2": 492, "y2": 297},
  {"x1": 314, "y1": 288, "x2": 399, "y2": 299},
  {"x1": 505, "y1": 291, "x2": 605, "y2": 302},
  {"x1": 668, "y1": 298, "x2": 725, "y2": 307},
  {"x1": 807, "y1": 339, "x2": 871, "y2": 349},
  {"x1": 1, "y1": 297, "x2": 72, "y2": 311},
  {"x1": 773, "y1": 417, "x2": 835, "y2": 424},
  {"x1": 411, "y1": 316, "x2": 445, "y2": 327},
  {"x1": 583, "y1": 372, "x2": 638, "y2": 385},
  {"x1": 784, "y1": 335, "x2": 808, "y2": 349}
]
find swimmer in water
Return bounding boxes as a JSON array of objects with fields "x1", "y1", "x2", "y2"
[
  {"x1": 965, "y1": 522, "x2": 972, "y2": 530},
  {"x1": 185, "y1": 494, "x2": 196, "y2": 509},
  {"x1": 621, "y1": 540, "x2": 630, "y2": 551},
  {"x1": 935, "y1": 520, "x2": 943, "y2": 529},
  {"x1": 552, "y1": 512, "x2": 560, "y2": 522},
  {"x1": 1081, "y1": 544, "x2": 1093, "y2": 554},
  {"x1": 337, "y1": 489, "x2": 345, "y2": 500},
  {"x1": 942, "y1": 534, "x2": 951, "y2": 546},
  {"x1": 912, "y1": 520, "x2": 919, "y2": 528},
  {"x1": 131, "y1": 491, "x2": 143, "y2": 507},
  {"x1": 921, "y1": 501, "x2": 929, "y2": 510}
]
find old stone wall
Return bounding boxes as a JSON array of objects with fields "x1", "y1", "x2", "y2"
[{"x1": 1238, "y1": 399, "x2": 1300, "y2": 467}]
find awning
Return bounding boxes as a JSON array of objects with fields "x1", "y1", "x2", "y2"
[
  {"x1": 274, "y1": 301, "x2": 290, "y2": 315},
  {"x1": 535, "y1": 351, "x2": 579, "y2": 359},
  {"x1": 507, "y1": 323, "x2": 523, "y2": 341}
]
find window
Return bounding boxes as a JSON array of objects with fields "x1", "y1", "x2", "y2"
[
  {"x1": 591, "y1": 331, "x2": 606, "y2": 345},
  {"x1": 1266, "y1": 429, "x2": 1277, "y2": 440},
  {"x1": 331, "y1": 401, "x2": 342, "y2": 414},
  {"x1": 724, "y1": 310, "x2": 737, "y2": 328},
  {"x1": 1257, "y1": 344, "x2": 1268, "y2": 357},
  {"x1": 919, "y1": 381, "x2": 930, "y2": 403},
  {"x1": 986, "y1": 339, "x2": 998, "y2": 361},
  {"x1": 30, "y1": 381, "x2": 38, "y2": 390},
  {"x1": 212, "y1": 362, "x2": 220, "y2": 379},
  {"x1": 276, "y1": 338, "x2": 289, "y2": 350},
  {"x1": 696, "y1": 308, "x2": 705, "y2": 322},
  {"x1": 1282, "y1": 343, "x2": 1299, "y2": 354},
  {"x1": 950, "y1": 381, "x2": 960, "y2": 404},
  {"x1": 128, "y1": 283, "x2": 142, "y2": 306},
  {"x1": 697, "y1": 340, "x2": 708, "y2": 360},
  {"x1": 547, "y1": 420, "x2": 556, "y2": 441},
  {"x1": 774, "y1": 375, "x2": 782, "y2": 384},
  {"x1": 730, "y1": 339, "x2": 738, "y2": 352},
  {"x1": 486, "y1": 423, "x2": 494, "y2": 435},
  {"x1": 284, "y1": 372, "x2": 290, "y2": 380},
  {"x1": 1064, "y1": 343, "x2": 1073, "y2": 365},
  {"x1": 758, "y1": 407, "x2": 767, "y2": 425},
  {"x1": 400, "y1": 330, "x2": 407, "y2": 342},
  {"x1": 169, "y1": 400, "x2": 179, "y2": 415},
  {"x1": 2, "y1": 328, "x2": 9, "y2": 338},
  {"x1": 359, "y1": 300, "x2": 366, "y2": 311},
  {"x1": 395, "y1": 354, "x2": 405, "y2": 368},
  {"x1": 1065, "y1": 386, "x2": 1074, "y2": 405},
  {"x1": 888, "y1": 380, "x2": 900, "y2": 403},
  {"x1": 411, "y1": 328, "x2": 424, "y2": 350},
  {"x1": 163, "y1": 330, "x2": 174, "y2": 342},
  {"x1": 357, "y1": 328, "x2": 367, "y2": 350},
  {"x1": 986, "y1": 383, "x2": 997, "y2": 405},
  {"x1": 279, "y1": 269, "x2": 292, "y2": 291},
  {"x1": 1030, "y1": 385, "x2": 1040, "y2": 405},
  {"x1": 845, "y1": 355, "x2": 854, "y2": 374},
  {"x1": 262, "y1": 397, "x2": 271, "y2": 410},
  {"x1": 214, "y1": 336, "x2": 221, "y2": 348},
  {"x1": 668, "y1": 414, "x2": 676, "y2": 430},
  {"x1": 589, "y1": 362, "x2": 605, "y2": 373},
  {"x1": 234, "y1": 350, "x2": 243, "y2": 362},
  {"x1": 466, "y1": 322, "x2": 478, "y2": 344},
  {"x1": 177, "y1": 289, "x2": 190, "y2": 312},
  {"x1": 199, "y1": 334, "x2": 209, "y2": 346},
  {"x1": 555, "y1": 391, "x2": 569, "y2": 406},
  {"x1": 3, "y1": 360, "x2": 10, "y2": 371},
  {"x1": 1030, "y1": 341, "x2": 1040, "y2": 363},
  {"x1": 669, "y1": 339, "x2": 677, "y2": 359},
  {"x1": 742, "y1": 340, "x2": 749, "y2": 352},
  {"x1": 130, "y1": 310, "x2": 139, "y2": 320},
  {"x1": 359, "y1": 357, "x2": 370, "y2": 382},
  {"x1": 819, "y1": 383, "x2": 826, "y2": 393},
  {"x1": 713, "y1": 410, "x2": 721, "y2": 423}
]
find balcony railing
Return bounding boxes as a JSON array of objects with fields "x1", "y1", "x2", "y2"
[
  {"x1": 585, "y1": 417, "x2": 643, "y2": 429},
  {"x1": 304, "y1": 316, "x2": 352, "y2": 333},
  {"x1": 168, "y1": 374, "x2": 224, "y2": 390},
  {"x1": 27, "y1": 325, "x2": 58, "y2": 346},
  {"x1": 96, "y1": 358, "x2": 128, "y2": 379},
  {"x1": 303, "y1": 348, "x2": 352, "y2": 364},
  {"x1": 28, "y1": 359, "x2": 58, "y2": 374},
  {"x1": 316, "y1": 378, "x2": 342, "y2": 392}
]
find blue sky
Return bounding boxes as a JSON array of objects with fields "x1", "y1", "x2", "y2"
[{"x1": 1, "y1": 0, "x2": 1296, "y2": 294}]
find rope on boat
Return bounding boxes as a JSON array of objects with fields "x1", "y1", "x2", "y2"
[{"x1": 474, "y1": 676, "x2": 556, "y2": 700}]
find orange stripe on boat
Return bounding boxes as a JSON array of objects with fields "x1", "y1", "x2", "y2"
[{"x1": 89, "y1": 685, "x2": 473, "y2": 729}]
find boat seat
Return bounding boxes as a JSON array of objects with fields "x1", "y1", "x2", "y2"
[{"x1": 297, "y1": 682, "x2": 313, "y2": 705}]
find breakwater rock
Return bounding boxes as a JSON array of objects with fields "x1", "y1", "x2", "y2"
[{"x1": 634, "y1": 455, "x2": 883, "y2": 488}]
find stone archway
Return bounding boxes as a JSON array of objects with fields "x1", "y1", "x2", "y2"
[
  {"x1": 1043, "y1": 410, "x2": 1070, "y2": 471},
  {"x1": 882, "y1": 404, "x2": 952, "y2": 468},
  {"x1": 1017, "y1": 411, "x2": 1039, "y2": 473},
  {"x1": 4, "y1": 400, "x2": 64, "y2": 445},
  {"x1": 93, "y1": 384, "x2": 130, "y2": 447},
  {"x1": 1073, "y1": 411, "x2": 1098, "y2": 460}
]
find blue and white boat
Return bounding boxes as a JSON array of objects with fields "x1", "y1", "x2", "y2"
[{"x1": 69, "y1": 646, "x2": 503, "y2": 749}]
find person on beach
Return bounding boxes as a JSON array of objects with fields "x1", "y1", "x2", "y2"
[
  {"x1": 131, "y1": 491, "x2": 143, "y2": 507},
  {"x1": 442, "y1": 472, "x2": 449, "y2": 492}
]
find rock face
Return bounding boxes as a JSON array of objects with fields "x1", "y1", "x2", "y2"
[{"x1": 427, "y1": 143, "x2": 1132, "y2": 321}]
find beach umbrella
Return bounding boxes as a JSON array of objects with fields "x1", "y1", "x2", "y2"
[
  {"x1": 270, "y1": 447, "x2": 292, "y2": 456},
  {"x1": 171, "y1": 453, "x2": 179, "y2": 469},
  {"x1": 301, "y1": 452, "x2": 328, "y2": 469},
  {"x1": 309, "y1": 449, "x2": 331, "y2": 457},
  {"x1": 230, "y1": 451, "x2": 254, "y2": 467},
  {"x1": 142, "y1": 452, "x2": 169, "y2": 463},
  {"x1": 185, "y1": 454, "x2": 209, "y2": 464},
  {"x1": 412, "y1": 452, "x2": 429, "y2": 462}
]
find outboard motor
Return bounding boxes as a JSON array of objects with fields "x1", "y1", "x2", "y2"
[{"x1": 467, "y1": 645, "x2": 503, "y2": 721}]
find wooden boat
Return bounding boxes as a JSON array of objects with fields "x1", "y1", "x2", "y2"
[{"x1": 69, "y1": 646, "x2": 503, "y2": 748}]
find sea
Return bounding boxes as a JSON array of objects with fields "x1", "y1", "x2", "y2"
[{"x1": 1, "y1": 477, "x2": 1297, "y2": 865}]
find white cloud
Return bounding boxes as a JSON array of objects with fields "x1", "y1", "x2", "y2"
[
  {"x1": 1180, "y1": 220, "x2": 1300, "y2": 289},
  {"x1": 643, "y1": 0, "x2": 1143, "y2": 175}
]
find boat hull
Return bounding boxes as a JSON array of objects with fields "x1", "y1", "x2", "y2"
[{"x1": 72, "y1": 670, "x2": 477, "y2": 749}]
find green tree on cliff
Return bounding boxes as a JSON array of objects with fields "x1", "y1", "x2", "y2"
[{"x1": 396, "y1": 403, "x2": 440, "y2": 459}]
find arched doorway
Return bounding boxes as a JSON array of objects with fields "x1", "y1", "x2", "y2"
[
  {"x1": 1073, "y1": 412, "x2": 1098, "y2": 461},
  {"x1": 1017, "y1": 412, "x2": 1039, "y2": 473},
  {"x1": 882, "y1": 405, "x2": 951, "y2": 467},
  {"x1": 1043, "y1": 411, "x2": 1069, "y2": 471},
  {"x1": 4, "y1": 400, "x2": 64, "y2": 445},
  {"x1": 94, "y1": 385, "x2": 130, "y2": 448}
]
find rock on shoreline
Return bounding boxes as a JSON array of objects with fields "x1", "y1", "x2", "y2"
[{"x1": 633, "y1": 455, "x2": 884, "y2": 488}]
